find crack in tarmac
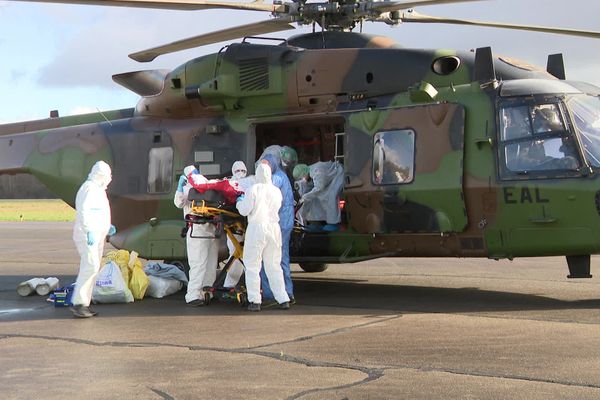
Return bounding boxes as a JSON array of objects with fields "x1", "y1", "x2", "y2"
[
  {"x1": 0, "y1": 315, "x2": 399, "y2": 399},
  {"x1": 2, "y1": 306, "x2": 600, "y2": 399},
  {"x1": 0, "y1": 331, "x2": 386, "y2": 400},
  {"x1": 381, "y1": 363, "x2": 600, "y2": 391},
  {"x1": 148, "y1": 387, "x2": 175, "y2": 400},
  {"x1": 240, "y1": 314, "x2": 403, "y2": 351}
]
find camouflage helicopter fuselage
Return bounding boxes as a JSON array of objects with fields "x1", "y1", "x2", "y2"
[{"x1": 2, "y1": 32, "x2": 599, "y2": 275}]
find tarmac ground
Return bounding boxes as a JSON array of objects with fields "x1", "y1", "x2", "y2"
[{"x1": 2, "y1": 222, "x2": 600, "y2": 399}]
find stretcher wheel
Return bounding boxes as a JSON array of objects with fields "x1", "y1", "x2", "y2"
[{"x1": 237, "y1": 292, "x2": 248, "y2": 307}]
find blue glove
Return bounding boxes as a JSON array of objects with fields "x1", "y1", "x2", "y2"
[
  {"x1": 86, "y1": 231, "x2": 96, "y2": 246},
  {"x1": 177, "y1": 175, "x2": 187, "y2": 193},
  {"x1": 236, "y1": 194, "x2": 245, "y2": 202},
  {"x1": 108, "y1": 225, "x2": 117, "y2": 236}
]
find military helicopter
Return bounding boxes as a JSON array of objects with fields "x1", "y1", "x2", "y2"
[{"x1": 1, "y1": 0, "x2": 600, "y2": 278}]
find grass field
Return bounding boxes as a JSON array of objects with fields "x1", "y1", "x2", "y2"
[{"x1": 0, "y1": 199, "x2": 75, "y2": 222}]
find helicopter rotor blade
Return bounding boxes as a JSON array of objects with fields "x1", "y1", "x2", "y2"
[
  {"x1": 371, "y1": 0, "x2": 491, "y2": 14},
  {"x1": 7, "y1": 0, "x2": 281, "y2": 12},
  {"x1": 129, "y1": 18, "x2": 294, "y2": 62},
  {"x1": 396, "y1": 11, "x2": 600, "y2": 39}
]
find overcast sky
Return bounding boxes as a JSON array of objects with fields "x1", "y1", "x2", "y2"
[{"x1": 0, "y1": 0, "x2": 598, "y2": 123}]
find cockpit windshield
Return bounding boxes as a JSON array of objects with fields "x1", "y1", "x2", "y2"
[
  {"x1": 497, "y1": 100, "x2": 581, "y2": 178},
  {"x1": 568, "y1": 95, "x2": 600, "y2": 167},
  {"x1": 499, "y1": 103, "x2": 566, "y2": 141}
]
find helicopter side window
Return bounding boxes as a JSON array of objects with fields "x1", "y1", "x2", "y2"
[
  {"x1": 372, "y1": 129, "x2": 415, "y2": 185},
  {"x1": 498, "y1": 101, "x2": 581, "y2": 179},
  {"x1": 500, "y1": 105, "x2": 530, "y2": 141},
  {"x1": 568, "y1": 95, "x2": 600, "y2": 167},
  {"x1": 148, "y1": 147, "x2": 173, "y2": 193}
]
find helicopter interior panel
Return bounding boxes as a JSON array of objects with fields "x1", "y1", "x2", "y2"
[{"x1": 254, "y1": 118, "x2": 345, "y2": 167}]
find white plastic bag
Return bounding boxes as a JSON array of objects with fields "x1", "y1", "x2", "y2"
[
  {"x1": 92, "y1": 261, "x2": 134, "y2": 303},
  {"x1": 145, "y1": 275, "x2": 183, "y2": 298}
]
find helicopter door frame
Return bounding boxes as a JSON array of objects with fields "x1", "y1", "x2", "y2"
[{"x1": 343, "y1": 103, "x2": 467, "y2": 234}]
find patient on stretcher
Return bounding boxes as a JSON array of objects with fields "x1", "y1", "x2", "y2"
[{"x1": 186, "y1": 174, "x2": 244, "y2": 205}]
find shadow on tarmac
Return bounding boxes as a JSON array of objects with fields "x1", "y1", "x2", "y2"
[{"x1": 2, "y1": 272, "x2": 600, "y2": 322}]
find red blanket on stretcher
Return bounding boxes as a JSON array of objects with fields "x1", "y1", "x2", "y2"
[{"x1": 187, "y1": 176, "x2": 243, "y2": 205}]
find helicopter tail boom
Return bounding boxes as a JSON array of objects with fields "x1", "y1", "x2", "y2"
[
  {"x1": 0, "y1": 132, "x2": 35, "y2": 175},
  {"x1": 0, "y1": 108, "x2": 134, "y2": 177},
  {"x1": 0, "y1": 118, "x2": 63, "y2": 175}
]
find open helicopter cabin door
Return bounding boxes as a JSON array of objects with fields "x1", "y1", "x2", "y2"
[
  {"x1": 344, "y1": 103, "x2": 467, "y2": 234},
  {"x1": 254, "y1": 117, "x2": 345, "y2": 169}
]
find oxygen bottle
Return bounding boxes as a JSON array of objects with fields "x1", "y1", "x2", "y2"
[
  {"x1": 35, "y1": 277, "x2": 60, "y2": 296},
  {"x1": 16, "y1": 278, "x2": 46, "y2": 297}
]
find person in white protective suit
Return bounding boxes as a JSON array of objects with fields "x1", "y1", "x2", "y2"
[
  {"x1": 71, "y1": 161, "x2": 116, "y2": 318},
  {"x1": 294, "y1": 161, "x2": 345, "y2": 231},
  {"x1": 236, "y1": 162, "x2": 290, "y2": 311},
  {"x1": 174, "y1": 165, "x2": 219, "y2": 306},
  {"x1": 223, "y1": 161, "x2": 252, "y2": 290}
]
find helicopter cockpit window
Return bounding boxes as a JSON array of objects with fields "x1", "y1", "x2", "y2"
[
  {"x1": 148, "y1": 147, "x2": 173, "y2": 193},
  {"x1": 568, "y1": 95, "x2": 600, "y2": 168},
  {"x1": 498, "y1": 101, "x2": 581, "y2": 179},
  {"x1": 372, "y1": 129, "x2": 415, "y2": 185}
]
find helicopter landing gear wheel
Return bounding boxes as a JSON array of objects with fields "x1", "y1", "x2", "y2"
[{"x1": 299, "y1": 262, "x2": 328, "y2": 273}]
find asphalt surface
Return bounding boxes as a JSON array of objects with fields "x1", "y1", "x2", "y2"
[{"x1": 2, "y1": 222, "x2": 600, "y2": 399}]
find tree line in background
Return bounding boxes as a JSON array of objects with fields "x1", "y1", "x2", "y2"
[{"x1": 0, "y1": 175, "x2": 57, "y2": 199}]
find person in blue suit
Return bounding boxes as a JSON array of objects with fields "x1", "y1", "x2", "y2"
[{"x1": 259, "y1": 153, "x2": 295, "y2": 304}]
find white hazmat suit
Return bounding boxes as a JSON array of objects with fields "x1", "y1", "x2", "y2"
[
  {"x1": 224, "y1": 161, "x2": 249, "y2": 289},
  {"x1": 236, "y1": 163, "x2": 289, "y2": 307},
  {"x1": 174, "y1": 167, "x2": 219, "y2": 304},
  {"x1": 71, "y1": 161, "x2": 113, "y2": 313}
]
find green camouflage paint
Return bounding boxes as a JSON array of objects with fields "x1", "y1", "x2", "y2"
[{"x1": 1, "y1": 32, "x2": 599, "y2": 272}]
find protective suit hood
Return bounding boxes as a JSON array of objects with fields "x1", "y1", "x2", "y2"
[
  {"x1": 261, "y1": 154, "x2": 279, "y2": 173},
  {"x1": 183, "y1": 165, "x2": 196, "y2": 177},
  {"x1": 88, "y1": 161, "x2": 112, "y2": 189},
  {"x1": 256, "y1": 163, "x2": 272, "y2": 185},
  {"x1": 231, "y1": 161, "x2": 247, "y2": 180}
]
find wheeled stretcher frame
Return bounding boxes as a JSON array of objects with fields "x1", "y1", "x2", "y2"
[{"x1": 185, "y1": 193, "x2": 248, "y2": 306}]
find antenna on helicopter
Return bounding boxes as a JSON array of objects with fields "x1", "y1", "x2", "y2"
[{"x1": 547, "y1": 54, "x2": 566, "y2": 80}]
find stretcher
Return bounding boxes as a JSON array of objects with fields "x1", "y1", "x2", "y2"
[{"x1": 185, "y1": 187, "x2": 248, "y2": 305}]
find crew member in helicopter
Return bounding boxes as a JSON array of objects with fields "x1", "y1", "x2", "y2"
[
  {"x1": 293, "y1": 161, "x2": 344, "y2": 232},
  {"x1": 512, "y1": 108, "x2": 565, "y2": 170},
  {"x1": 532, "y1": 106, "x2": 563, "y2": 133},
  {"x1": 174, "y1": 165, "x2": 219, "y2": 306}
]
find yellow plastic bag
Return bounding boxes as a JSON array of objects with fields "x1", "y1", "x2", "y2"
[
  {"x1": 103, "y1": 250, "x2": 131, "y2": 286},
  {"x1": 128, "y1": 251, "x2": 149, "y2": 300}
]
